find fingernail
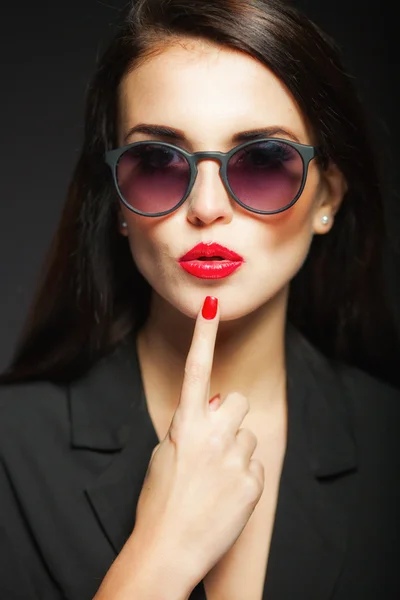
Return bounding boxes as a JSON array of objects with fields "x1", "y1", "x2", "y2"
[
  {"x1": 202, "y1": 296, "x2": 218, "y2": 320},
  {"x1": 209, "y1": 394, "x2": 220, "y2": 410}
]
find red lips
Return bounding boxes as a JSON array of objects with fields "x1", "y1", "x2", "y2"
[
  {"x1": 178, "y1": 242, "x2": 244, "y2": 280},
  {"x1": 179, "y1": 242, "x2": 243, "y2": 262}
]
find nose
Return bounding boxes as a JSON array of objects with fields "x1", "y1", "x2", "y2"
[{"x1": 185, "y1": 158, "x2": 234, "y2": 227}]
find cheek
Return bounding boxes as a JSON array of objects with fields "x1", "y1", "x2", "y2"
[
  {"x1": 269, "y1": 199, "x2": 313, "y2": 247},
  {"x1": 258, "y1": 176, "x2": 319, "y2": 269},
  {"x1": 270, "y1": 169, "x2": 319, "y2": 237},
  {"x1": 124, "y1": 219, "x2": 169, "y2": 279}
]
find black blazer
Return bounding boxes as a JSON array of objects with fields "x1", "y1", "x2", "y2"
[{"x1": 0, "y1": 324, "x2": 399, "y2": 600}]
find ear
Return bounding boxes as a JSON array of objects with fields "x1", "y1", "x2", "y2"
[
  {"x1": 313, "y1": 161, "x2": 348, "y2": 235},
  {"x1": 118, "y1": 211, "x2": 129, "y2": 237}
]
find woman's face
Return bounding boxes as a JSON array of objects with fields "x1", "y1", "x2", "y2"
[{"x1": 117, "y1": 39, "x2": 345, "y2": 321}]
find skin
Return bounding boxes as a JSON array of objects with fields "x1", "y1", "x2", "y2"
[{"x1": 116, "y1": 38, "x2": 347, "y2": 418}]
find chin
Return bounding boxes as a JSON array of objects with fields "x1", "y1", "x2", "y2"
[{"x1": 173, "y1": 287, "x2": 280, "y2": 322}]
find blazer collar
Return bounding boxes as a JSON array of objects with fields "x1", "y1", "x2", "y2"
[
  {"x1": 285, "y1": 323, "x2": 357, "y2": 478},
  {"x1": 68, "y1": 323, "x2": 358, "y2": 600},
  {"x1": 68, "y1": 336, "x2": 145, "y2": 451}
]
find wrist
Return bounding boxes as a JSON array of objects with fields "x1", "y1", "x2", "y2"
[
  {"x1": 94, "y1": 528, "x2": 197, "y2": 600},
  {"x1": 129, "y1": 532, "x2": 195, "y2": 600}
]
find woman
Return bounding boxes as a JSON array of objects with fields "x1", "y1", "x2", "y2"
[{"x1": 1, "y1": 0, "x2": 399, "y2": 599}]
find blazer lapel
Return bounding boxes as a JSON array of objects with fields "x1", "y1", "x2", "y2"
[
  {"x1": 84, "y1": 411, "x2": 158, "y2": 554},
  {"x1": 68, "y1": 337, "x2": 158, "y2": 555},
  {"x1": 263, "y1": 325, "x2": 358, "y2": 599}
]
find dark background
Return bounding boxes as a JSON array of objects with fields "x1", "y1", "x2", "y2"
[{"x1": 0, "y1": 0, "x2": 399, "y2": 373}]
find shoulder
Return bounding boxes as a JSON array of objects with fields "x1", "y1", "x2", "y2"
[
  {"x1": 336, "y1": 362, "x2": 400, "y2": 422},
  {"x1": 0, "y1": 380, "x2": 70, "y2": 452},
  {"x1": 0, "y1": 378, "x2": 68, "y2": 417},
  {"x1": 290, "y1": 324, "x2": 400, "y2": 424},
  {"x1": 0, "y1": 338, "x2": 141, "y2": 456},
  {"x1": 289, "y1": 323, "x2": 400, "y2": 421},
  {"x1": 335, "y1": 363, "x2": 400, "y2": 457},
  {"x1": 289, "y1": 325, "x2": 400, "y2": 464}
]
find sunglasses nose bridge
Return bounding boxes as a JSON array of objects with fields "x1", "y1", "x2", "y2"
[
  {"x1": 192, "y1": 150, "x2": 226, "y2": 168},
  {"x1": 190, "y1": 150, "x2": 228, "y2": 195}
]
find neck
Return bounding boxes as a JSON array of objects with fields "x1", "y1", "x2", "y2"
[{"x1": 136, "y1": 287, "x2": 289, "y2": 413}]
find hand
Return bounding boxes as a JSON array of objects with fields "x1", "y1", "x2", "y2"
[{"x1": 133, "y1": 296, "x2": 265, "y2": 586}]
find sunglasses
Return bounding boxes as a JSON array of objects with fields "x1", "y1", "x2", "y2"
[{"x1": 104, "y1": 138, "x2": 321, "y2": 217}]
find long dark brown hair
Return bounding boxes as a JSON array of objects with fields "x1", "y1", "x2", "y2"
[{"x1": 1, "y1": 0, "x2": 399, "y2": 387}]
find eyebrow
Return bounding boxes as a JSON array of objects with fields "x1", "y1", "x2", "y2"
[{"x1": 123, "y1": 123, "x2": 301, "y2": 144}]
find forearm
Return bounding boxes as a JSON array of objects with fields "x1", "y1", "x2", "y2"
[{"x1": 93, "y1": 530, "x2": 196, "y2": 600}]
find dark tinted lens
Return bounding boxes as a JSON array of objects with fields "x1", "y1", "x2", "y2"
[
  {"x1": 116, "y1": 143, "x2": 191, "y2": 214},
  {"x1": 227, "y1": 140, "x2": 304, "y2": 212}
]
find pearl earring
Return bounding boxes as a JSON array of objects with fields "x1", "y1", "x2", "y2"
[
  {"x1": 121, "y1": 221, "x2": 127, "y2": 228},
  {"x1": 321, "y1": 215, "x2": 329, "y2": 225}
]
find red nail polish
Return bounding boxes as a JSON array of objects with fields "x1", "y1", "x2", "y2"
[
  {"x1": 202, "y1": 296, "x2": 218, "y2": 320},
  {"x1": 209, "y1": 394, "x2": 220, "y2": 404},
  {"x1": 209, "y1": 394, "x2": 221, "y2": 410}
]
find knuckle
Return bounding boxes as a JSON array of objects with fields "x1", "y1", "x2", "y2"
[
  {"x1": 241, "y1": 426, "x2": 255, "y2": 438},
  {"x1": 252, "y1": 459, "x2": 265, "y2": 483},
  {"x1": 244, "y1": 470, "x2": 263, "y2": 501},
  {"x1": 208, "y1": 433, "x2": 224, "y2": 451},
  {"x1": 244, "y1": 429, "x2": 258, "y2": 447},
  {"x1": 250, "y1": 429, "x2": 258, "y2": 444}
]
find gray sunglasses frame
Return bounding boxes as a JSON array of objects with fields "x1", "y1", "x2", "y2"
[{"x1": 104, "y1": 137, "x2": 321, "y2": 217}]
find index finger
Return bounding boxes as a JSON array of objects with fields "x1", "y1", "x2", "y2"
[{"x1": 179, "y1": 296, "x2": 220, "y2": 414}]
